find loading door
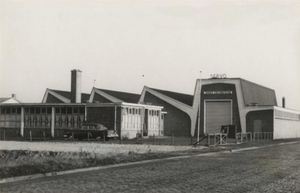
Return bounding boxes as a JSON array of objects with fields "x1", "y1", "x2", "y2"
[{"x1": 205, "y1": 101, "x2": 232, "y2": 134}]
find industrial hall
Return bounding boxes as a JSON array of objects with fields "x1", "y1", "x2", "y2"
[{"x1": 0, "y1": 70, "x2": 299, "y2": 140}]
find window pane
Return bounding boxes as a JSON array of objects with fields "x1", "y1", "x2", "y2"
[
  {"x1": 47, "y1": 107, "x2": 52, "y2": 114},
  {"x1": 36, "y1": 108, "x2": 41, "y2": 114},
  {"x1": 67, "y1": 107, "x2": 72, "y2": 114},
  {"x1": 61, "y1": 107, "x2": 66, "y2": 114},
  {"x1": 79, "y1": 107, "x2": 85, "y2": 114},
  {"x1": 73, "y1": 107, "x2": 78, "y2": 114}
]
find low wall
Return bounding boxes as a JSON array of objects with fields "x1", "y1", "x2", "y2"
[{"x1": 274, "y1": 118, "x2": 300, "y2": 139}]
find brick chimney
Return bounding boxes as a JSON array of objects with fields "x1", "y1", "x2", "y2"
[
  {"x1": 282, "y1": 97, "x2": 285, "y2": 108},
  {"x1": 71, "y1": 69, "x2": 82, "y2": 103}
]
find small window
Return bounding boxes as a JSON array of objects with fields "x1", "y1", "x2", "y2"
[
  {"x1": 138, "y1": 109, "x2": 141, "y2": 115},
  {"x1": 67, "y1": 107, "x2": 72, "y2": 114},
  {"x1": 47, "y1": 107, "x2": 52, "y2": 114},
  {"x1": 11, "y1": 108, "x2": 16, "y2": 114},
  {"x1": 55, "y1": 108, "x2": 60, "y2": 114},
  {"x1": 129, "y1": 108, "x2": 132, "y2": 114},
  {"x1": 36, "y1": 108, "x2": 41, "y2": 114},
  {"x1": 149, "y1": 110, "x2": 152, "y2": 116},
  {"x1": 61, "y1": 107, "x2": 66, "y2": 114},
  {"x1": 6, "y1": 108, "x2": 11, "y2": 114},
  {"x1": 30, "y1": 107, "x2": 35, "y2": 114},
  {"x1": 79, "y1": 107, "x2": 85, "y2": 114},
  {"x1": 17, "y1": 108, "x2": 21, "y2": 114},
  {"x1": 41, "y1": 108, "x2": 46, "y2": 114},
  {"x1": 1, "y1": 108, "x2": 5, "y2": 114},
  {"x1": 25, "y1": 108, "x2": 29, "y2": 114},
  {"x1": 73, "y1": 108, "x2": 78, "y2": 114}
]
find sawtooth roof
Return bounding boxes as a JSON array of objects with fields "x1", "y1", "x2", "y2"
[
  {"x1": 94, "y1": 88, "x2": 140, "y2": 103},
  {"x1": 149, "y1": 87, "x2": 194, "y2": 106},
  {"x1": 49, "y1": 89, "x2": 90, "y2": 103}
]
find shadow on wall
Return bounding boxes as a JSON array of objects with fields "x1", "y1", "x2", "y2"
[{"x1": 246, "y1": 110, "x2": 274, "y2": 133}]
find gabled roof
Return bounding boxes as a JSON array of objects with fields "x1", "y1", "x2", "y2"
[
  {"x1": 149, "y1": 87, "x2": 194, "y2": 106},
  {"x1": 0, "y1": 98, "x2": 10, "y2": 103},
  {"x1": 46, "y1": 89, "x2": 90, "y2": 103},
  {"x1": 0, "y1": 97, "x2": 21, "y2": 104},
  {"x1": 94, "y1": 88, "x2": 140, "y2": 103}
]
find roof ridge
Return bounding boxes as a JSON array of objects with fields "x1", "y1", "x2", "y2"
[
  {"x1": 149, "y1": 87, "x2": 193, "y2": 97},
  {"x1": 94, "y1": 87, "x2": 140, "y2": 95}
]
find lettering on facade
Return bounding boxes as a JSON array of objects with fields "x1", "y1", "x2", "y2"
[
  {"x1": 210, "y1": 74, "x2": 227, "y2": 79},
  {"x1": 203, "y1": 91, "x2": 233, "y2": 95}
]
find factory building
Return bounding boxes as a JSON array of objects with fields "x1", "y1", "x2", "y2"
[
  {"x1": 139, "y1": 75, "x2": 300, "y2": 139},
  {"x1": 1, "y1": 71, "x2": 299, "y2": 140}
]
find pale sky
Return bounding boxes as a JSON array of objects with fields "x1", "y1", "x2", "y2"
[{"x1": 1, "y1": 0, "x2": 300, "y2": 110}]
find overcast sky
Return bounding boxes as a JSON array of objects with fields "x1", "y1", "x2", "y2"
[{"x1": 1, "y1": 0, "x2": 300, "y2": 110}]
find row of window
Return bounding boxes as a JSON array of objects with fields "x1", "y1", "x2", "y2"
[
  {"x1": 123, "y1": 108, "x2": 160, "y2": 116},
  {"x1": 0, "y1": 107, "x2": 21, "y2": 115},
  {"x1": 0, "y1": 107, "x2": 85, "y2": 115},
  {"x1": 149, "y1": 110, "x2": 160, "y2": 116},
  {"x1": 124, "y1": 108, "x2": 142, "y2": 115},
  {"x1": 275, "y1": 110, "x2": 300, "y2": 120},
  {"x1": 55, "y1": 107, "x2": 85, "y2": 114}
]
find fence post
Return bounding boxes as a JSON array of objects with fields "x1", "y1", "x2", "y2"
[
  {"x1": 153, "y1": 134, "x2": 155, "y2": 145},
  {"x1": 30, "y1": 130, "x2": 32, "y2": 142},
  {"x1": 3, "y1": 129, "x2": 5, "y2": 141},
  {"x1": 171, "y1": 133, "x2": 174, "y2": 145},
  {"x1": 87, "y1": 132, "x2": 90, "y2": 141},
  {"x1": 103, "y1": 132, "x2": 105, "y2": 142},
  {"x1": 72, "y1": 132, "x2": 74, "y2": 142},
  {"x1": 136, "y1": 133, "x2": 139, "y2": 144},
  {"x1": 43, "y1": 131, "x2": 46, "y2": 141}
]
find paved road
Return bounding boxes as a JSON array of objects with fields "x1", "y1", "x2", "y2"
[{"x1": 1, "y1": 142, "x2": 300, "y2": 193}]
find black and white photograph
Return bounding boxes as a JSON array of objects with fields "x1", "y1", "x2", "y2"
[{"x1": 1, "y1": 0, "x2": 300, "y2": 192}]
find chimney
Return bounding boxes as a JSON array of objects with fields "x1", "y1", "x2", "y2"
[
  {"x1": 12, "y1": 94, "x2": 16, "y2": 99},
  {"x1": 282, "y1": 97, "x2": 285, "y2": 108},
  {"x1": 71, "y1": 69, "x2": 82, "y2": 103}
]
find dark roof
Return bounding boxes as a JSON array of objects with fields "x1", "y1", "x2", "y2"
[
  {"x1": 94, "y1": 88, "x2": 140, "y2": 103},
  {"x1": 149, "y1": 87, "x2": 194, "y2": 106},
  {"x1": 49, "y1": 89, "x2": 90, "y2": 103},
  {"x1": 240, "y1": 79, "x2": 277, "y2": 106}
]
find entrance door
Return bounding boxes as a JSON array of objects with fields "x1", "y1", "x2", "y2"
[{"x1": 205, "y1": 101, "x2": 232, "y2": 134}]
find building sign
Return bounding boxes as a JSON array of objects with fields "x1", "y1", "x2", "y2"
[
  {"x1": 210, "y1": 74, "x2": 227, "y2": 79},
  {"x1": 203, "y1": 91, "x2": 232, "y2": 95}
]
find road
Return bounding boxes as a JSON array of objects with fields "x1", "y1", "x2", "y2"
[{"x1": 1, "y1": 142, "x2": 300, "y2": 193}]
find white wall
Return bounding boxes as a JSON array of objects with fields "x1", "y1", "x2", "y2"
[{"x1": 274, "y1": 118, "x2": 300, "y2": 139}]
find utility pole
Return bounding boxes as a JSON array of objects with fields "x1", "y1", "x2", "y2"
[{"x1": 197, "y1": 71, "x2": 202, "y2": 142}]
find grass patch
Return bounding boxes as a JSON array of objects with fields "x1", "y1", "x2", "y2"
[{"x1": 0, "y1": 150, "x2": 180, "y2": 179}]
